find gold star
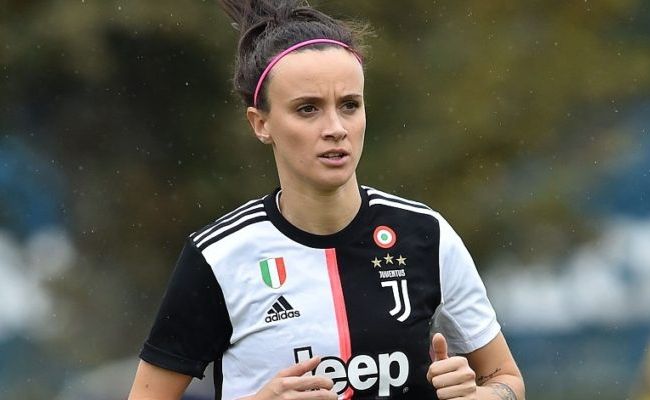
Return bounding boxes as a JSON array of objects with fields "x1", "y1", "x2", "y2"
[
  {"x1": 397, "y1": 255, "x2": 407, "y2": 266},
  {"x1": 384, "y1": 253, "x2": 394, "y2": 264},
  {"x1": 371, "y1": 257, "x2": 382, "y2": 268}
]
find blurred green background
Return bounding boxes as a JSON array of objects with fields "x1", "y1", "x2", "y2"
[{"x1": 1, "y1": 1, "x2": 649, "y2": 399}]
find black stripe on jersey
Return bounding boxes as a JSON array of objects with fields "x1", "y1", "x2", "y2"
[
  {"x1": 194, "y1": 206, "x2": 266, "y2": 247},
  {"x1": 192, "y1": 202, "x2": 266, "y2": 246},
  {"x1": 364, "y1": 188, "x2": 431, "y2": 211},
  {"x1": 196, "y1": 215, "x2": 269, "y2": 251},
  {"x1": 191, "y1": 198, "x2": 264, "y2": 242},
  {"x1": 267, "y1": 296, "x2": 294, "y2": 314},
  {"x1": 277, "y1": 296, "x2": 293, "y2": 310}
]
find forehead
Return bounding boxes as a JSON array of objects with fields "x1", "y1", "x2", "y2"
[{"x1": 266, "y1": 47, "x2": 364, "y2": 98}]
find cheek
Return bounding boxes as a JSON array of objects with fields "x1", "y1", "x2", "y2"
[
  {"x1": 282, "y1": 131, "x2": 310, "y2": 154},
  {"x1": 273, "y1": 123, "x2": 314, "y2": 162},
  {"x1": 350, "y1": 116, "x2": 366, "y2": 141},
  {"x1": 271, "y1": 120, "x2": 300, "y2": 145}
]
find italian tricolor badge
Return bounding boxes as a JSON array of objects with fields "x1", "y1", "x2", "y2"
[{"x1": 259, "y1": 257, "x2": 287, "y2": 289}]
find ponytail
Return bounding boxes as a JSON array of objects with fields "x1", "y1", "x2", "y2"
[{"x1": 218, "y1": 0, "x2": 371, "y2": 110}]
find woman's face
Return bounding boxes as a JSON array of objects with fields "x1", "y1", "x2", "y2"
[{"x1": 249, "y1": 47, "x2": 366, "y2": 194}]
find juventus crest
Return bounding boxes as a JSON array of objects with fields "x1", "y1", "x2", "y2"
[{"x1": 381, "y1": 279, "x2": 411, "y2": 322}]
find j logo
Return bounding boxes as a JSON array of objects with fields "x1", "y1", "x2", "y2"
[{"x1": 381, "y1": 279, "x2": 411, "y2": 322}]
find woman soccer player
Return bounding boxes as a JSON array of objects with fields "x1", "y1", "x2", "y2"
[{"x1": 128, "y1": 1, "x2": 525, "y2": 399}]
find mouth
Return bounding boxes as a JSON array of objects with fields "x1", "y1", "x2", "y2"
[{"x1": 318, "y1": 149, "x2": 349, "y2": 160}]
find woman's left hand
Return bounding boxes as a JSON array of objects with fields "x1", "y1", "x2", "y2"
[{"x1": 426, "y1": 333, "x2": 478, "y2": 400}]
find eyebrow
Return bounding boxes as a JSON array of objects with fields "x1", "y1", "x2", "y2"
[{"x1": 288, "y1": 93, "x2": 363, "y2": 105}]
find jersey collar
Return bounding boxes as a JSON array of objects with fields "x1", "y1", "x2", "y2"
[{"x1": 264, "y1": 186, "x2": 370, "y2": 249}]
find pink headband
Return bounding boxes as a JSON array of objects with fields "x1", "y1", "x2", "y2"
[{"x1": 253, "y1": 38, "x2": 362, "y2": 108}]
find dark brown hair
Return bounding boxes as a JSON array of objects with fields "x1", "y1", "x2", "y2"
[{"x1": 218, "y1": 0, "x2": 370, "y2": 111}]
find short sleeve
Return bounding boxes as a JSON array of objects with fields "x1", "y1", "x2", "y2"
[
  {"x1": 139, "y1": 237, "x2": 232, "y2": 378},
  {"x1": 432, "y1": 215, "x2": 501, "y2": 355}
]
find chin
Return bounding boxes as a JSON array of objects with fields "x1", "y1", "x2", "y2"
[{"x1": 312, "y1": 173, "x2": 357, "y2": 192}]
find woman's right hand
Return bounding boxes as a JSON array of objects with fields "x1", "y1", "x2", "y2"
[{"x1": 241, "y1": 356, "x2": 337, "y2": 400}]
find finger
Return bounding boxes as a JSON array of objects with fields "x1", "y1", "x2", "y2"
[
  {"x1": 430, "y1": 369, "x2": 463, "y2": 390},
  {"x1": 277, "y1": 356, "x2": 321, "y2": 378},
  {"x1": 290, "y1": 375, "x2": 335, "y2": 391},
  {"x1": 430, "y1": 333, "x2": 448, "y2": 362},
  {"x1": 291, "y1": 388, "x2": 338, "y2": 399},
  {"x1": 435, "y1": 379, "x2": 477, "y2": 399},
  {"x1": 426, "y1": 356, "x2": 468, "y2": 382}
]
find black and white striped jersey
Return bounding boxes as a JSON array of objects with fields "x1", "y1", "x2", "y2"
[{"x1": 140, "y1": 186, "x2": 500, "y2": 400}]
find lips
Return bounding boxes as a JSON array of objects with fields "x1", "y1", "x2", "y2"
[{"x1": 318, "y1": 149, "x2": 349, "y2": 159}]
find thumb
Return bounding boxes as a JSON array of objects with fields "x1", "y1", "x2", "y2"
[
  {"x1": 277, "y1": 356, "x2": 321, "y2": 377},
  {"x1": 430, "y1": 333, "x2": 448, "y2": 362}
]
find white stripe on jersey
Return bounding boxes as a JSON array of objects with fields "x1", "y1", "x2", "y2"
[
  {"x1": 191, "y1": 197, "x2": 265, "y2": 242},
  {"x1": 195, "y1": 210, "x2": 267, "y2": 248},
  {"x1": 363, "y1": 186, "x2": 431, "y2": 210},
  {"x1": 193, "y1": 203, "x2": 265, "y2": 244},
  {"x1": 368, "y1": 198, "x2": 440, "y2": 219}
]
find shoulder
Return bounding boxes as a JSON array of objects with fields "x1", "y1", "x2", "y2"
[
  {"x1": 362, "y1": 185, "x2": 443, "y2": 220},
  {"x1": 189, "y1": 194, "x2": 270, "y2": 252},
  {"x1": 362, "y1": 185, "x2": 463, "y2": 242}
]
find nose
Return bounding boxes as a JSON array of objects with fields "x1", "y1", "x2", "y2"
[{"x1": 321, "y1": 108, "x2": 348, "y2": 141}]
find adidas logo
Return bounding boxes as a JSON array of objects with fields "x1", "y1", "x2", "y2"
[{"x1": 265, "y1": 295, "x2": 301, "y2": 323}]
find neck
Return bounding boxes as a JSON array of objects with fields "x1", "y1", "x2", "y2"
[{"x1": 278, "y1": 180, "x2": 362, "y2": 235}]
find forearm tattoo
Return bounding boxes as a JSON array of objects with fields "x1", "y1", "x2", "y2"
[
  {"x1": 487, "y1": 382, "x2": 518, "y2": 400},
  {"x1": 477, "y1": 367, "x2": 501, "y2": 385}
]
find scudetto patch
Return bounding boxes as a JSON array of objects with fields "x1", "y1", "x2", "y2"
[{"x1": 373, "y1": 225, "x2": 396, "y2": 249}]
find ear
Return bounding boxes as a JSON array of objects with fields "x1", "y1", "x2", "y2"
[{"x1": 246, "y1": 106, "x2": 273, "y2": 145}]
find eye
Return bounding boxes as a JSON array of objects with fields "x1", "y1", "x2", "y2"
[
  {"x1": 341, "y1": 100, "x2": 360, "y2": 113},
  {"x1": 297, "y1": 104, "x2": 318, "y2": 115}
]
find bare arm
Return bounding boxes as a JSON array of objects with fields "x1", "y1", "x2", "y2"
[
  {"x1": 128, "y1": 360, "x2": 192, "y2": 400},
  {"x1": 129, "y1": 357, "x2": 336, "y2": 400},
  {"x1": 469, "y1": 332, "x2": 525, "y2": 400},
  {"x1": 427, "y1": 332, "x2": 525, "y2": 400}
]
